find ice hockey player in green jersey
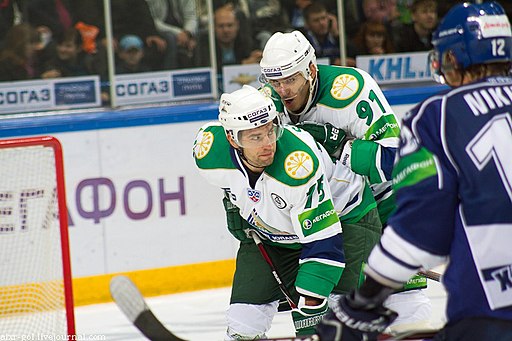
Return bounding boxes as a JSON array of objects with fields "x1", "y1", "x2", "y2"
[
  {"x1": 219, "y1": 45, "x2": 385, "y2": 305},
  {"x1": 257, "y1": 31, "x2": 431, "y2": 332},
  {"x1": 193, "y1": 85, "x2": 369, "y2": 338}
]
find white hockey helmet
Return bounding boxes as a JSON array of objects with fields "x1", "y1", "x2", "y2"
[
  {"x1": 218, "y1": 85, "x2": 282, "y2": 147},
  {"x1": 260, "y1": 31, "x2": 317, "y2": 81}
]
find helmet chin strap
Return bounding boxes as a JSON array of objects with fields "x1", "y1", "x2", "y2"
[{"x1": 235, "y1": 147, "x2": 265, "y2": 173}]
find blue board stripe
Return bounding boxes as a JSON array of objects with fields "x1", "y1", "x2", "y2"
[{"x1": 0, "y1": 85, "x2": 448, "y2": 138}]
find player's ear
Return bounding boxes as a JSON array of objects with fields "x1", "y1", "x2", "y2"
[
  {"x1": 441, "y1": 50, "x2": 460, "y2": 72},
  {"x1": 226, "y1": 132, "x2": 239, "y2": 149},
  {"x1": 309, "y1": 62, "x2": 317, "y2": 78},
  {"x1": 441, "y1": 50, "x2": 466, "y2": 86}
]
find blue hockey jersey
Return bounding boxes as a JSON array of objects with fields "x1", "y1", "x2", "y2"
[{"x1": 366, "y1": 76, "x2": 512, "y2": 324}]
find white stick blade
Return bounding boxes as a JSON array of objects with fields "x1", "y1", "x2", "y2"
[{"x1": 110, "y1": 275, "x2": 148, "y2": 323}]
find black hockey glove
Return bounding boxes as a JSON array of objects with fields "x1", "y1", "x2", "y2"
[
  {"x1": 222, "y1": 196, "x2": 252, "y2": 243},
  {"x1": 295, "y1": 121, "x2": 347, "y2": 157},
  {"x1": 316, "y1": 292, "x2": 397, "y2": 341}
]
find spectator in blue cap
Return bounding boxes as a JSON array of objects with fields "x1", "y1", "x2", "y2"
[{"x1": 116, "y1": 34, "x2": 150, "y2": 74}]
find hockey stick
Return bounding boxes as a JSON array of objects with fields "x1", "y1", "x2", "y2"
[
  {"x1": 110, "y1": 274, "x2": 318, "y2": 340},
  {"x1": 109, "y1": 275, "x2": 436, "y2": 341},
  {"x1": 250, "y1": 231, "x2": 298, "y2": 309},
  {"x1": 418, "y1": 270, "x2": 441, "y2": 282},
  {"x1": 110, "y1": 275, "x2": 185, "y2": 341},
  {"x1": 251, "y1": 231, "x2": 441, "y2": 297}
]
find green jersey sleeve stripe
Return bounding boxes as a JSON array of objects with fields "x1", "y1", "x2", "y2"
[
  {"x1": 392, "y1": 147, "x2": 438, "y2": 192},
  {"x1": 296, "y1": 261, "x2": 344, "y2": 298}
]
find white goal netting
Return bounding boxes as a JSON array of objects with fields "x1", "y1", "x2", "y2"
[{"x1": 0, "y1": 137, "x2": 74, "y2": 336}]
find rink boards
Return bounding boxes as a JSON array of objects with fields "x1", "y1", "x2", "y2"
[{"x1": 0, "y1": 85, "x2": 446, "y2": 306}]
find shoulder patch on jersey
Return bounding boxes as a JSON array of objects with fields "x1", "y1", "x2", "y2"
[
  {"x1": 193, "y1": 123, "x2": 235, "y2": 170},
  {"x1": 285, "y1": 150, "x2": 314, "y2": 179},
  {"x1": 331, "y1": 72, "x2": 360, "y2": 100},
  {"x1": 316, "y1": 65, "x2": 364, "y2": 108},
  {"x1": 194, "y1": 130, "x2": 214, "y2": 159},
  {"x1": 267, "y1": 128, "x2": 319, "y2": 186}
]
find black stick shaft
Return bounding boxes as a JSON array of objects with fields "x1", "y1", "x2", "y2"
[{"x1": 250, "y1": 231, "x2": 298, "y2": 309}]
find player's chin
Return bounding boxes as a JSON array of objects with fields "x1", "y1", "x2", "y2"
[
  {"x1": 258, "y1": 155, "x2": 274, "y2": 166},
  {"x1": 283, "y1": 98, "x2": 299, "y2": 111}
]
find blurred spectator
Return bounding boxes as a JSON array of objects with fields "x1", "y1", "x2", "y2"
[
  {"x1": 115, "y1": 35, "x2": 151, "y2": 74},
  {"x1": 394, "y1": 0, "x2": 437, "y2": 52},
  {"x1": 385, "y1": 0, "x2": 401, "y2": 23},
  {"x1": 362, "y1": 0, "x2": 389, "y2": 24},
  {"x1": 282, "y1": 0, "x2": 313, "y2": 31},
  {"x1": 213, "y1": 0, "x2": 253, "y2": 51},
  {"x1": 146, "y1": 0, "x2": 198, "y2": 69},
  {"x1": 73, "y1": 0, "x2": 167, "y2": 73},
  {"x1": 25, "y1": 0, "x2": 79, "y2": 70},
  {"x1": 25, "y1": 0, "x2": 75, "y2": 48},
  {"x1": 202, "y1": 3, "x2": 262, "y2": 76},
  {"x1": 302, "y1": 2, "x2": 341, "y2": 65},
  {"x1": 0, "y1": 0, "x2": 23, "y2": 49},
  {"x1": 245, "y1": 0, "x2": 290, "y2": 49},
  {"x1": 0, "y1": 23, "x2": 41, "y2": 81},
  {"x1": 352, "y1": 21, "x2": 395, "y2": 56},
  {"x1": 385, "y1": 0, "x2": 405, "y2": 35},
  {"x1": 361, "y1": 0, "x2": 404, "y2": 31},
  {"x1": 40, "y1": 27, "x2": 90, "y2": 78},
  {"x1": 110, "y1": 0, "x2": 167, "y2": 70}
]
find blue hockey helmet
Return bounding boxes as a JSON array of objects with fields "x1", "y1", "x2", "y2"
[{"x1": 429, "y1": 1, "x2": 512, "y2": 83}]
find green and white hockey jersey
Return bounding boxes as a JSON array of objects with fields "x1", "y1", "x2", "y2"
[
  {"x1": 262, "y1": 65, "x2": 401, "y2": 223},
  {"x1": 193, "y1": 122, "x2": 354, "y2": 297}
]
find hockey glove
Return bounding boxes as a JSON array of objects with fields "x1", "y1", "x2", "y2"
[
  {"x1": 316, "y1": 293, "x2": 397, "y2": 341},
  {"x1": 296, "y1": 121, "x2": 347, "y2": 157},
  {"x1": 292, "y1": 297, "x2": 329, "y2": 336},
  {"x1": 222, "y1": 197, "x2": 252, "y2": 243}
]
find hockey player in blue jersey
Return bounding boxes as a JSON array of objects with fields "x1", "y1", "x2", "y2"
[{"x1": 316, "y1": 1, "x2": 512, "y2": 340}]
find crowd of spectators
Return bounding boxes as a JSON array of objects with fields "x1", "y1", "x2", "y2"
[
  {"x1": 201, "y1": 3, "x2": 263, "y2": 77},
  {"x1": 0, "y1": 0, "x2": 510, "y2": 83}
]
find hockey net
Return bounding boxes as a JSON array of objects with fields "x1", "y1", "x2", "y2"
[{"x1": 0, "y1": 136, "x2": 75, "y2": 336}]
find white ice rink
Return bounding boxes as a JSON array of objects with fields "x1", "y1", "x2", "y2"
[{"x1": 75, "y1": 279, "x2": 447, "y2": 340}]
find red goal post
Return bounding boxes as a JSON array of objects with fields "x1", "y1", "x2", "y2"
[{"x1": 0, "y1": 136, "x2": 75, "y2": 336}]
